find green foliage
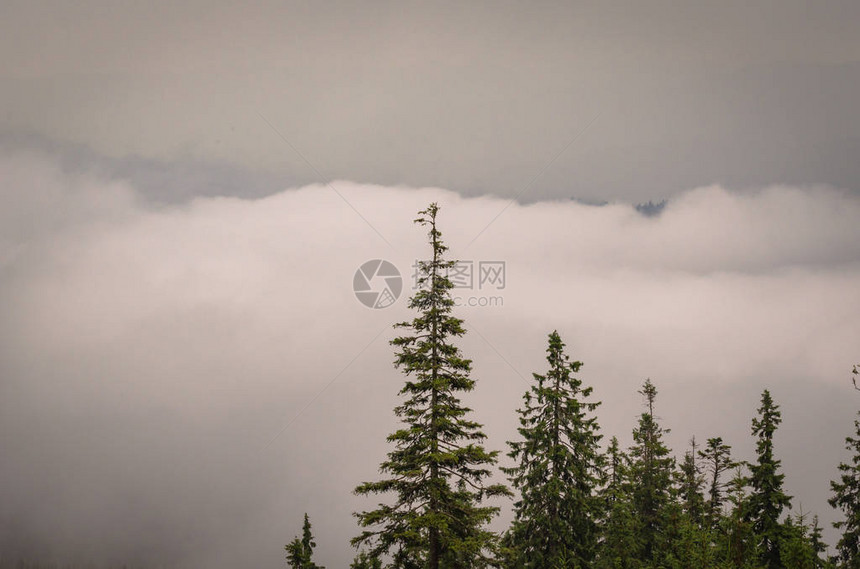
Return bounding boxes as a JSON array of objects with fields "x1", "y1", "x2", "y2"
[
  {"x1": 343, "y1": 199, "x2": 839, "y2": 569},
  {"x1": 352, "y1": 204, "x2": 509, "y2": 569},
  {"x1": 780, "y1": 513, "x2": 820, "y2": 569},
  {"x1": 829, "y1": 412, "x2": 860, "y2": 569},
  {"x1": 503, "y1": 331, "x2": 604, "y2": 568},
  {"x1": 808, "y1": 516, "x2": 833, "y2": 569},
  {"x1": 286, "y1": 513, "x2": 324, "y2": 569},
  {"x1": 699, "y1": 437, "x2": 737, "y2": 529},
  {"x1": 673, "y1": 517, "x2": 721, "y2": 569},
  {"x1": 678, "y1": 438, "x2": 706, "y2": 526},
  {"x1": 628, "y1": 379, "x2": 677, "y2": 566},
  {"x1": 351, "y1": 551, "x2": 384, "y2": 569},
  {"x1": 595, "y1": 437, "x2": 642, "y2": 569},
  {"x1": 720, "y1": 466, "x2": 761, "y2": 569},
  {"x1": 745, "y1": 390, "x2": 792, "y2": 569}
]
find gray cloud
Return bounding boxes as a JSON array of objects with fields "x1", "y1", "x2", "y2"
[
  {"x1": 1, "y1": 2, "x2": 859, "y2": 203},
  {"x1": 1, "y1": 149, "x2": 858, "y2": 567},
  {"x1": 0, "y1": 132, "x2": 297, "y2": 205}
]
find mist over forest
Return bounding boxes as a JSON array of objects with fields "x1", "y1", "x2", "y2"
[{"x1": 2, "y1": 2, "x2": 860, "y2": 568}]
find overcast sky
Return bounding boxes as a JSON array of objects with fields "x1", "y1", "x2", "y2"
[
  {"x1": 1, "y1": 2, "x2": 859, "y2": 568},
  {"x1": 4, "y1": 0, "x2": 860, "y2": 202}
]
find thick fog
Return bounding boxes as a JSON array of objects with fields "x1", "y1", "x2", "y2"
[
  {"x1": 1, "y1": 149, "x2": 858, "y2": 567},
  {"x1": 2, "y1": 2, "x2": 860, "y2": 565}
]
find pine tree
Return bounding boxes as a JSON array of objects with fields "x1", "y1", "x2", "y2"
[
  {"x1": 675, "y1": 516, "x2": 720, "y2": 569},
  {"x1": 286, "y1": 513, "x2": 324, "y2": 569},
  {"x1": 746, "y1": 390, "x2": 792, "y2": 569},
  {"x1": 786, "y1": 511, "x2": 833, "y2": 569},
  {"x1": 352, "y1": 551, "x2": 384, "y2": 569},
  {"x1": 699, "y1": 437, "x2": 737, "y2": 529},
  {"x1": 780, "y1": 511, "x2": 821, "y2": 569},
  {"x1": 352, "y1": 203, "x2": 509, "y2": 569},
  {"x1": 808, "y1": 516, "x2": 832, "y2": 569},
  {"x1": 628, "y1": 379, "x2": 676, "y2": 566},
  {"x1": 595, "y1": 437, "x2": 641, "y2": 569},
  {"x1": 503, "y1": 331, "x2": 604, "y2": 568},
  {"x1": 679, "y1": 437, "x2": 706, "y2": 526},
  {"x1": 829, "y1": 411, "x2": 860, "y2": 569},
  {"x1": 722, "y1": 465, "x2": 760, "y2": 569}
]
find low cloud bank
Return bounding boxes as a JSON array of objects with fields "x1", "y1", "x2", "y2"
[{"x1": 1, "y1": 150, "x2": 858, "y2": 567}]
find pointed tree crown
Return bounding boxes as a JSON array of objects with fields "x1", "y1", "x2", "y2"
[{"x1": 353, "y1": 203, "x2": 509, "y2": 569}]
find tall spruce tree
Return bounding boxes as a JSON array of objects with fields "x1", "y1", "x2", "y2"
[
  {"x1": 503, "y1": 331, "x2": 604, "y2": 569},
  {"x1": 352, "y1": 203, "x2": 509, "y2": 569},
  {"x1": 699, "y1": 437, "x2": 737, "y2": 529},
  {"x1": 628, "y1": 379, "x2": 676, "y2": 565},
  {"x1": 595, "y1": 437, "x2": 641, "y2": 569},
  {"x1": 286, "y1": 513, "x2": 324, "y2": 569},
  {"x1": 829, "y1": 411, "x2": 860, "y2": 569},
  {"x1": 808, "y1": 516, "x2": 831, "y2": 569},
  {"x1": 723, "y1": 465, "x2": 760, "y2": 569},
  {"x1": 746, "y1": 389, "x2": 792, "y2": 569},
  {"x1": 779, "y1": 509, "x2": 832, "y2": 569},
  {"x1": 679, "y1": 437, "x2": 706, "y2": 526},
  {"x1": 780, "y1": 515, "x2": 817, "y2": 569}
]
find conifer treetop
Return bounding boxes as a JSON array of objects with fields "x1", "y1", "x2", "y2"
[{"x1": 353, "y1": 203, "x2": 508, "y2": 569}]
